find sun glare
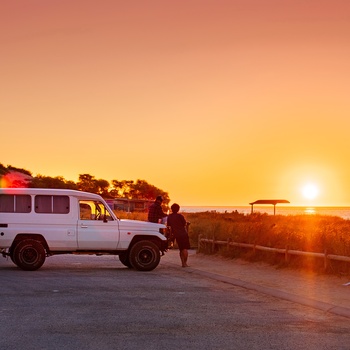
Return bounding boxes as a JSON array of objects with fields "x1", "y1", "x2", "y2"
[{"x1": 302, "y1": 183, "x2": 319, "y2": 200}]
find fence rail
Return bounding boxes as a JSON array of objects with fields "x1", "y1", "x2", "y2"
[{"x1": 198, "y1": 235, "x2": 350, "y2": 269}]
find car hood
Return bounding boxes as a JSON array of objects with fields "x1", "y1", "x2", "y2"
[{"x1": 118, "y1": 219, "x2": 166, "y2": 231}]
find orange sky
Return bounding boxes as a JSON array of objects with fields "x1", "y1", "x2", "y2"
[{"x1": 1, "y1": 0, "x2": 350, "y2": 206}]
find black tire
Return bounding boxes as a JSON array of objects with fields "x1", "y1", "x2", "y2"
[
  {"x1": 9, "y1": 242, "x2": 19, "y2": 266},
  {"x1": 13, "y1": 239, "x2": 46, "y2": 271},
  {"x1": 119, "y1": 252, "x2": 133, "y2": 268},
  {"x1": 129, "y1": 240, "x2": 160, "y2": 271},
  {"x1": 9, "y1": 249, "x2": 18, "y2": 266}
]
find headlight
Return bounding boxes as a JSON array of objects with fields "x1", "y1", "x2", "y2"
[{"x1": 159, "y1": 227, "x2": 168, "y2": 235}]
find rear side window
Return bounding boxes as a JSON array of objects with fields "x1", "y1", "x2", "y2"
[
  {"x1": 35, "y1": 195, "x2": 70, "y2": 214},
  {"x1": 0, "y1": 195, "x2": 31, "y2": 213}
]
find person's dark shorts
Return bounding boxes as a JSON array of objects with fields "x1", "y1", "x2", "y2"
[{"x1": 176, "y1": 234, "x2": 190, "y2": 250}]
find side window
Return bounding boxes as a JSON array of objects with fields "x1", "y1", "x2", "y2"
[
  {"x1": 0, "y1": 195, "x2": 15, "y2": 213},
  {"x1": 79, "y1": 200, "x2": 113, "y2": 221},
  {"x1": 80, "y1": 202, "x2": 92, "y2": 220},
  {"x1": 0, "y1": 195, "x2": 31, "y2": 213},
  {"x1": 35, "y1": 195, "x2": 69, "y2": 214},
  {"x1": 35, "y1": 195, "x2": 51, "y2": 213},
  {"x1": 53, "y1": 196, "x2": 70, "y2": 214},
  {"x1": 16, "y1": 195, "x2": 31, "y2": 213}
]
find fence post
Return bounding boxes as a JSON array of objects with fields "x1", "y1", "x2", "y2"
[
  {"x1": 324, "y1": 249, "x2": 328, "y2": 269},
  {"x1": 212, "y1": 236, "x2": 215, "y2": 253},
  {"x1": 197, "y1": 234, "x2": 202, "y2": 253},
  {"x1": 285, "y1": 245, "x2": 290, "y2": 263},
  {"x1": 227, "y1": 237, "x2": 232, "y2": 251}
]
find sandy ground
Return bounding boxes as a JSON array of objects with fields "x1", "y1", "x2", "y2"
[{"x1": 161, "y1": 249, "x2": 350, "y2": 318}]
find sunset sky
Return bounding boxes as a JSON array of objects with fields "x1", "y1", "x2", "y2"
[{"x1": 2, "y1": 0, "x2": 350, "y2": 206}]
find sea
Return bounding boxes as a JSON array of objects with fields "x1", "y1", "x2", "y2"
[{"x1": 181, "y1": 206, "x2": 350, "y2": 220}]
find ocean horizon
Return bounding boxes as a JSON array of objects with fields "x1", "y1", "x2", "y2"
[{"x1": 181, "y1": 205, "x2": 350, "y2": 220}]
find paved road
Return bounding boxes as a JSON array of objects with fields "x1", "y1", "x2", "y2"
[{"x1": 1, "y1": 253, "x2": 350, "y2": 350}]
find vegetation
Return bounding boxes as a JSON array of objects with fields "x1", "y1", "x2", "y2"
[
  {"x1": 184, "y1": 211, "x2": 350, "y2": 276},
  {"x1": 0, "y1": 163, "x2": 169, "y2": 205},
  {"x1": 116, "y1": 209, "x2": 350, "y2": 275},
  {"x1": 0, "y1": 164, "x2": 32, "y2": 176}
]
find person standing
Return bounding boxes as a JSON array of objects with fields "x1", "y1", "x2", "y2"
[
  {"x1": 148, "y1": 195, "x2": 167, "y2": 223},
  {"x1": 167, "y1": 203, "x2": 190, "y2": 267}
]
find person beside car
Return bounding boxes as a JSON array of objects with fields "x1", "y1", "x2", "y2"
[
  {"x1": 148, "y1": 195, "x2": 167, "y2": 223},
  {"x1": 167, "y1": 203, "x2": 190, "y2": 267}
]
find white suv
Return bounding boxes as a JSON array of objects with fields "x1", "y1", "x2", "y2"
[{"x1": 0, "y1": 188, "x2": 168, "y2": 271}]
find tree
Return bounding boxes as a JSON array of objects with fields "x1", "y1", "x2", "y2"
[
  {"x1": 76, "y1": 174, "x2": 98, "y2": 193},
  {"x1": 0, "y1": 163, "x2": 7, "y2": 176},
  {"x1": 0, "y1": 163, "x2": 170, "y2": 204},
  {"x1": 110, "y1": 180, "x2": 135, "y2": 198},
  {"x1": 6, "y1": 165, "x2": 32, "y2": 177},
  {"x1": 96, "y1": 179, "x2": 110, "y2": 198},
  {"x1": 110, "y1": 178, "x2": 169, "y2": 205},
  {"x1": 0, "y1": 164, "x2": 33, "y2": 188},
  {"x1": 29, "y1": 175, "x2": 77, "y2": 189},
  {"x1": 76, "y1": 174, "x2": 110, "y2": 196}
]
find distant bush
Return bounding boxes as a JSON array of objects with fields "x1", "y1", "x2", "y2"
[{"x1": 114, "y1": 211, "x2": 148, "y2": 221}]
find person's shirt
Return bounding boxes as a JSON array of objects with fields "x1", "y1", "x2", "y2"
[
  {"x1": 167, "y1": 212, "x2": 187, "y2": 237},
  {"x1": 148, "y1": 202, "x2": 166, "y2": 223}
]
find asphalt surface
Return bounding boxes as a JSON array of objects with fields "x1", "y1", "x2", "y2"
[
  {"x1": 164, "y1": 249, "x2": 350, "y2": 319},
  {"x1": 1, "y1": 249, "x2": 350, "y2": 349}
]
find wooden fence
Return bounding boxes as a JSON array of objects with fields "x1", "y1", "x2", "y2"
[{"x1": 197, "y1": 234, "x2": 350, "y2": 269}]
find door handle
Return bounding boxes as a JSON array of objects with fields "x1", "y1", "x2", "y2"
[{"x1": 81, "y1": 225, "x2": 88, "y2": 228}]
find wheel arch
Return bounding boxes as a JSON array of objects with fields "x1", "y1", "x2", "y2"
[
  {"x1": 129, "y1": 235, "x2": 164, "y2": 251},
  {"x1": 11, "y1": 234, "x2": 50, "y2": 254}
]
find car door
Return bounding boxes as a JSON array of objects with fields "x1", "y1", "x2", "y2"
[{"x1": 77, "y1": 200, "x2": 119, "y2": 250}]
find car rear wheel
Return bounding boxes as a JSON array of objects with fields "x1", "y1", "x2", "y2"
[
  {"x1": 13, "y1": 239, "x2": 46, "y2": 271},
  {"x1": 9, "y1": 241, "x2": 19, "y2": 266},
  {"x1": 9, "y1": 249, "x2": 18, "y2": 266},
  {"x1": 129, "y1": 240, "x2": 160, "y2": 271}
]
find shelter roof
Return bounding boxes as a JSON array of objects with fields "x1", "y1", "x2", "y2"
[{"x1": 249, "y1": 199, "x2": 290, "y2": 205}]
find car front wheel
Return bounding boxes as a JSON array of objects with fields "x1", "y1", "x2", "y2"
[
  {"x1": 119, "y1": 252, "x2": 133, "y2": 268},
  {"x1": 129, "y1": 240, "x2": 160, "y2": 271}
]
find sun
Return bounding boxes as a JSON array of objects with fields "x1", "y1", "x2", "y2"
[{"x1": 302, "y1": 183, "x2": 319, "y2": 200}]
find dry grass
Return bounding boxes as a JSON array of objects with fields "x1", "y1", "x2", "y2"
[
  {"x1": 114, "y1": 210, "x2": 148, "y2": 221},
  {"x1": 114, "y1": 209, "x2": 350, "y2": 275},
  {"x1": 184, "y1": 211, "x2": 350, "y2": 275}
]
